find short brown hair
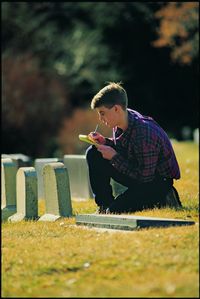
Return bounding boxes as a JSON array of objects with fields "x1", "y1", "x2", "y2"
[{"x1": 91, "y1": 82, "x2": 128, "y2": 110}]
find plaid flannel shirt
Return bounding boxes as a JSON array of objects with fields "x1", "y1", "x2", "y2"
[{"x1": 105, "y1": 108, "x2": 181, "y2": 183}]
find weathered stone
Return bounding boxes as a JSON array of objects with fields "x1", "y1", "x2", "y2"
[
  {"x1": 1, "y1": 158, "x2": 17, "y2": 221},
  {"x1": 193, "y1": 128, "x2": 199, "y2": 144},
  {"x1": 34, "y1": 158, "x2": 62, "y2": 200},
  {"x1": 63, "y1": 155, "x2": 93, "y2": 200},
  {"x1": 38, "y1": 162, "x2": 72, "y2": 221},
  {"x1": 8, "y1": 167, "x2": 38, "y2": 222},
  {"x1": 181, "y1": 126, "x2": 192, "y2": 140},
  {"x1": 76, "y1": 214, "x2": 195, "y2": 231},
  {"x1": 2, "y1": 153, "x2": 32, "y2": 168}
]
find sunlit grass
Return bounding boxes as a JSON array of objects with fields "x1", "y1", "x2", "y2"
[{"x1": 2, "y1": 141, "x2": 199, "y2": 298}]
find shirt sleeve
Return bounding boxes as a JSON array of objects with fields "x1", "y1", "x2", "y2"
[{"x1": 105, "y1": 137, "x2": 115, "y2": 147}]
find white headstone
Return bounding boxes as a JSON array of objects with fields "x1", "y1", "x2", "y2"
[
  {"x1": 8, "y1": 167, "x2": 38, "y2": 222},
  {"x1": 39, "y1": 162, "x2": 72, "y2": 221},
  {"x1": 1, "y1": 158, "x2": 17, "y2": 221},
  {"x1": 193, "y1": 128, "x2": 199, "y2": 144},
  {"x1": 63, "y1": 155, "x2": 93, "y2": 200},
  {"x1": 2, "y1": 153, "x2": 32, "y2": 167},
  {"x1": 35, "y1": 158, "x2": 62, "y2": 200}
]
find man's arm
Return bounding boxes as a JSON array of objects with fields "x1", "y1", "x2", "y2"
[
  {"x1": 104, "y1": 137, "x2": 115, "y2": 147},
  {"x1": 110, "y1": 132, "x2": 160, "y2": 182}
]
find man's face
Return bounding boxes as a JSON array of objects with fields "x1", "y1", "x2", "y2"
[{"x1": 96, "y1": 105, "x2": 118, "y2": 128}]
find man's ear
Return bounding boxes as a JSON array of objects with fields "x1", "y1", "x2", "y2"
[{"x1": 114, "y1": 105, "x2": 121, "y2": 112}]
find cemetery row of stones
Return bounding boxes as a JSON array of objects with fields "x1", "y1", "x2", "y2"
[{"x1": 1, "y1": 155, "x2": 126, "y2": 222}]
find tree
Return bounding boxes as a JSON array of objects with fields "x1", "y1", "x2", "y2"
[
  {"x1": 152, "y1": 2, "x2": 199, "y2": 65},
  {"x1": 2, "y1": 54, "x2": 69, "y2": 157},
  {"x1": 2, "y1": 2, "x2": 122, "y2": 100},
  {"x1": 2, "y1": 2, "x2": 198, "y2": 158}
]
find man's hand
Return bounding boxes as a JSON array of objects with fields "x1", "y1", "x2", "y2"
[
  {"x1": 88, "y1": 132, "x2": 106, "y2": 145},
  {"x1": 96, "y1": 144, "x2": 117, "y2": 160}
]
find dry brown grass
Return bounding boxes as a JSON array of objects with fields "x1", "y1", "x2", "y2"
[{"x1": 2, "y1": 141, "x2": 199, "y2": 298}]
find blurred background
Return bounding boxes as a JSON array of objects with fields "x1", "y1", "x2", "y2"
[{"x1": 2, "y1": 2, "x2": 199, "y2": 159}]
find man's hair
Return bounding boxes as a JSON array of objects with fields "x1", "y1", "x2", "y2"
[{"x1": 91, "y1": 82, "x2": 128, "y2": 110}]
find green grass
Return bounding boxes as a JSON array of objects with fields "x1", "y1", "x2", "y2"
[{"x1": 2, "y1": 141, "x2": 199, "y2": 298}]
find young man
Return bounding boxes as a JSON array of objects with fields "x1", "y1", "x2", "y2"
[{"x1": 86, "y1": 82, "x2": 182, "y2": 214}]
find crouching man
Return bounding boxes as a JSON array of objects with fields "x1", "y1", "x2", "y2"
[{"x1": 86, "y1": 82, "x2": 182, "y2": 214}]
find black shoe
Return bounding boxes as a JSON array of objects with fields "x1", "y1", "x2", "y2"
[{"x1": 166, "y1": 186, "x2": 182, "y2": 208}]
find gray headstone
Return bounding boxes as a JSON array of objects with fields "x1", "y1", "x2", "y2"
[
  {"x1": 2, "y1": 154, "x2": 11, "y2": 159},
  {"x1": 76, "y1": 214, "x2": 195, "y2": 231},
  {"x1": 1, "y1": 158, "x2": 17, "y2": 221},
  {"x1": 34, "y1": 158, "x2": 62, "y2": 200},
  {"x1": 193, "y1": 128, "x2": 199, "y2": 144},
  {"x1": 2, "y1": 153, "x2": 32, "y2": 167},
  {"x1": 8, "y1": 167, "x2": 38, "y2": 222},
  {"x1": 63, "y1": 155, "x2": 93, "y2": 200},
  {"x1": 181, "y1": 126, "x2": 192, "y2": 140},
  {"x1": 38, "y1": 162, "x2": 72, "y2": 221}
]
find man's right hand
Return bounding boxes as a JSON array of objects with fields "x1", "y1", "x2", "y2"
[{"x1": 88, "y1": 132, "x2": 106, "y2": 145}]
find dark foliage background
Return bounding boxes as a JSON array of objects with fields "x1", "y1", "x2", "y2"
[{"x1": 2, "y1": 2, "x2": 199, "y2": 158}]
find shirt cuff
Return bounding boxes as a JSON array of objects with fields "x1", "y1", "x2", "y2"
[
  {"x1": 105, "y1": 138, "x2": 114, "y2": 147},
  {"x1": 110, "y1": 153, "x2": 124, "y2": 167}
]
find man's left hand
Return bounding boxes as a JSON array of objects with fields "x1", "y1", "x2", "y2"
[{"x1": 96, "y1": 145, "x2": 117, "y2": 160}]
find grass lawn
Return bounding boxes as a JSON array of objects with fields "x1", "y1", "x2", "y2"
[{"x1": 2, "y1": 141, "x2": 199, "y2": 298}]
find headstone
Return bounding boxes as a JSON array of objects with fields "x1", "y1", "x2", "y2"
[
  {"x1": 193, "y1": 128, "x2": 199, "y2": 144},
  {"x1": 8, "y1": 167, "x2": 38, "y2": 222},
  {"x1": 181, "y1": 126, "x2": 192, "y2": 140},
  {"x1": 2, "y1": 153, "x2": 32, "y2": 167},
  {"x1": 1, "y1": 158, "x2": 17, "y2": 221},
  {"x1": 63, "y1": 155, "x2": 93, "y2": 200},
  {"x1": 2, "y1": 154, "x2": 10, "y2": 159},
  {"x1": 34, "y1": 158, "x2": 62, "y2": 200},
  {"x1": 110, "y1": 179, "x2": 128, "y2": 197},
  {"x1": 76, "y1": 214, "x2": 195, "y2": 231},
  {"x1": 38, "y1": 162, "x2": 72, "y2": 221}
]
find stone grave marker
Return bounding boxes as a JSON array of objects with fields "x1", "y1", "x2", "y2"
[
  {"x1": 2, "y1": 153, "x2": 32, "y2": 167},
  {"x1": 8, "y1": 167, "x2": 38, "y2": 222},
  {"x1": 193, "y1": 128, "x2": 199, "y2": 144},
  {"x1": 1, "y1": 158, "x2": 17, "y2": 221},
  {"x1": 35, "y1": 158, "x2": 62, "y2": 200},
  {"x1": 76, "y1": 214, "x2": 195, "y2": 231},
  {"x1": 63, "y1": 155, "x2": 93, "y2": 200},
  {"x1": 38, "y1": 162, "x2": 72, "y2": 221}
]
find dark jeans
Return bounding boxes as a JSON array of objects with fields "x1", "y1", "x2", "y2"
[{"x1": 86, "y1": 145, "x2": 174, "y2": 213}]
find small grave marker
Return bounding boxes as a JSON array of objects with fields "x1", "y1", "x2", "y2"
[
  {"x1": 38, "y1": 162, "x2": 72, "y2": 221},
  {"x1": 76, "y1": 214, "x2": 195, "y2": 231},
  {"x1": 64, "y1": 155, "x2": 93, "y2": 200},
  {"x1": 1, "y1": 158, "x2": 17, "y2": 221},
  {"x1": 35, "y1": 158, "x2": 62, "y2": 200},
  {"x1": 8, "y1": 167, "x2": 38, "y2": 222}
]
